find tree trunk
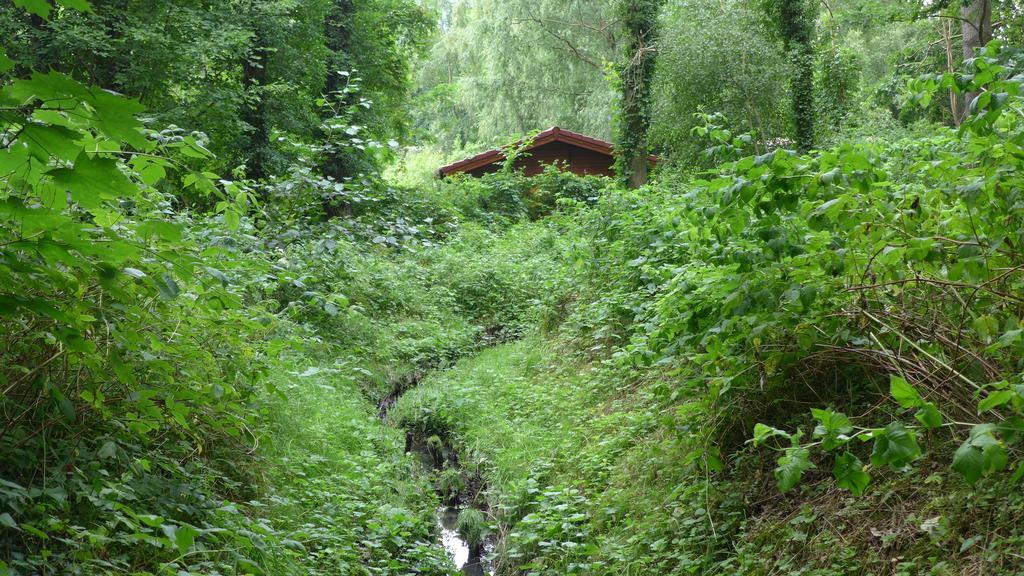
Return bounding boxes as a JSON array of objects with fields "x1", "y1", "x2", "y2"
[
  {"x1": 321, "y1": 0, "x2": 355, "y2": 187},
  {"x1": 791, "y1": 48, "x2": 815, "y2": 151},
  {"x1": 320, "y1": 0, "x2": 357, "y2": 218},
  {"x1": 617, "y1": 0, "x2": 662, "y2": 189},
  {"x1": 324, "y1": 0, "x2": 355, "y2": 99},
  {"x1": 242, "y1": 21, "x2": 270, "y2": 181},
  {"x1": 628, "y1": 152, "x2": 648, "y2": 189},
  {"x1": 961, "y1": 0, "x2": 992, "y2": 116},
  {"x1": 943, "y1": 19, "x2": 961, "y2": 125},
  {"x1": 778, "y1": 0, "x2": 815, "y2": 152}
]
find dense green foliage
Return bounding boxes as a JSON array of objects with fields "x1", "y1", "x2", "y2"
[
  {"x1": 765, "y1": 0, "x2": 817, "y2": 149},
  {"x1": 0, "y1": 0, "x2": 430, "y2": 179},
  {"x1": 411, "y1": 0, "x2": 619, "y2": 149},
  {"x1": 5, "y1": 0, "x2": 1024, "y2": 574},
  {"x1": 391, "y1": 39, "x2": 1024, "y2": 576}
]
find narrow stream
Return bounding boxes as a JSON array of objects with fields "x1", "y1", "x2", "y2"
[
  {"x1": 378, "y1": 376, "x2": 494, "y2": 575},
  {"x1": 438, "y1": 506, "x2": 488, "y2": 576},
  {"x1": 412, "y1": 443, "x2": 494, "y2": 575}
]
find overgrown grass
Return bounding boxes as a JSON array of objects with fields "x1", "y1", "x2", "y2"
[
  {"x1": 392, "y1": 335, "x2": 1024, "y2": 575},
  {"x1": 256, "y1": 356, "x2": 455, "y2": 575}
]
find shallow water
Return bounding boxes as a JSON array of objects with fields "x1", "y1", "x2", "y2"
[
  {"x1": 436, "y1": 506, "x2": 490, "y2": 575},
  {"x1": 438, "y1": 506, "x2": 470, "y2": 568}
]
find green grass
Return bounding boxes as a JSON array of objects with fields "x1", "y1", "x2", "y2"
[
  {"x1": 390, "y1": 339, "x2": 586, "y2": 496},
  {"x1": 388, "y1": 337, "x2": 1024, "y2": 576},
  {"x1": 257, "y1": 355, "x2": 456, "y2": 575}
]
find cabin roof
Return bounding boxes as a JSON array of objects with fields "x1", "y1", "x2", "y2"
[{"x1": 436, "y1": 126, "x2": 656, "y2": 177}]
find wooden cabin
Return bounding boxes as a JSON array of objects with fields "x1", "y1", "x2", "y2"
[{"x1": 437, "y1": 126, "x2": 656, "y2": 178}]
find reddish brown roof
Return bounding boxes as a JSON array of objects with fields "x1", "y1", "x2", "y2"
[{"x1": 437, "y1": 126, "x2": 657, "y2": 177}]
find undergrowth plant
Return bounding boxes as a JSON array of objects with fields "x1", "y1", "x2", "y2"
[
  {"x1": 0, "y1": 5, "x2": 271, "y2": 572},
  {"x1": 747, "y1": 41, "x2": 1024, "y2": 494}
]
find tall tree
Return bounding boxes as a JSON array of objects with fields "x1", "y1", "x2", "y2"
[
  {"x1": 321, "y1": 0, "x2": 357, "y2": 185},
  {"x1": 960, "y1": 0, "x2": 993, "y2": 115},
  {"x1": 652, "y1": 0, "x2": 790, "y2": 165},
  {"x1": 242, "y1": 4, "x2": 272, "y2": 181},
  {"x1": 617, "y1": 0, "x2": 663, "y2": 189},
  {"x1": 412, "y1": 0, "x2": 620, "y2": 149},
  {"x1": 766, "y1": 0, "x2": 817, "y2": 151}
]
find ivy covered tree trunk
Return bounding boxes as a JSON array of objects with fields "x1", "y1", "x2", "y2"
[
  {"x1": 242, "y1": 18, "x2": 271, "y2": 181},
  {"x1": 774, "y1": 0, "x2": 816, "y2": 151},
  {"x1": 322, "y1": 0, "x2": 356, "y2": 185},
  {"x1": 319, "y1": 0, "x2": 357, "y2": 217},
  {"x1": 324, "y1": 0, "x2": 355, "y2": 100},
  {"x1": 617, "y1": 0, "x2": 663, "y2": 189},
  {"x1": 961, "y1": 0, "x2": 992, "y2": 116}
]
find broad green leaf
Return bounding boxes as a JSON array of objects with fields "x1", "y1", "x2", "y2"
[
  {"x1": 3, "y1": 71, "x2": 88, "y2": 106},
  {"x1": 752, "y1": 423, "x2": 790, "y2": 446},
  {"x1": 85, "y1": 88, "x2": 148, "y2": 149},
  {"x1": 137, "y1": 220, "x2": 183, "y2": 243},
  {"x1": 136, "y1": 514, "x2": 164, "y2": 528},
  {"x1": 0, "y1": 513, "x2": 17, "y2": 529},
  {"x1": 49, "y1": 152, "x2": 137, "y2": 209},
  {"x1": 91, "y1": 209, "x2": 122, "y2": 228},
  {"x1": 134, "y1": 158, "x2": 168, "y2": 185},
  {"x1": 205, "y1": 267, "x2": 229, "y2": 286},
  {"x1": 0, "y1": 50, "x2": 13, "y2": 73},
  {"x1": 175, "y1": 524, "x2": 199, "y2": 554},
  {"x1": 890, "y1": 376, "x2": 922, "y2": 409},
  {"x1": 0, "y1": 144, "x2": 30, "y2": 177},
  {"x1": 161, "y1": 523, "x2": 199, "y2": 555},
  {"x1": 915, "y1": 402, "x2": 943, "y2": 429},
  {"x1": 987, "y1": 329, "x2": 1022, "y2": 352},
  {"x1": 775, "y1": 446, "x2": 814, "y2": 492},
  {"x1": 811, "y1": 408, "x2": 853, "y2": 451},
  {"x1": 123, "y1": 267, "x2": 147, "y2": 279},
  {"x1": 833, "y1": 451, "x2": 870, "y2": 496},
  {"x1": 870, "y1": 422, "x2": 921, "y2": 469},
  {"x1": 972, "y1": 315, "x2": 999, "y2": 343},
  {"x1": 952, "y1": 424, "x2": 1009, "y2": 484},
  {"x1": 157, "y1": 274, "x2": 180, "y2": 299},
  {"x1": 12, "y1": 0, "x2": 50, "y2": 18},
  {"x1": 324, "y1": 301, "x2": 339, "y2": 316},
  {"x1": 223, "y1": 208, "x2": 241, "y2": 231},
  {"x1": 97, "y1": 441, "x2": 117, "y2": 459},
  {"x1": 953, "y1": 439, "x2": 986, "y2": 484},
  {"x1": 978, "y1": 390, "x2": 1014, "y2": 413},
  {"x1": 21, "y1": 124, "x2": 82, "y2": 163}
]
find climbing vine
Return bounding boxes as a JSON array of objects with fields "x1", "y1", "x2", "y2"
[
  {"x1": 615, "y1": 0, "x2": 663, "y2": 188},
  {"x1": 764, "y1": 0, "x2": 817, "y2": 150}
]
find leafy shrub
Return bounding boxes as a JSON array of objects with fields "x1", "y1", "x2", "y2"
[{"x1": 0, "y1": 63, "x2": 284, "y2": 576}]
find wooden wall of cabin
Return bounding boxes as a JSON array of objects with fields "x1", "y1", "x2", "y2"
[{"x1": 466, "y1": 141, "x2": 615, "y2": 178}]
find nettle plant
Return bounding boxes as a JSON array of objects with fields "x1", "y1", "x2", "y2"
[{"x1": 752, "y1": 41, "x2": 1024, "y2": 494}]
